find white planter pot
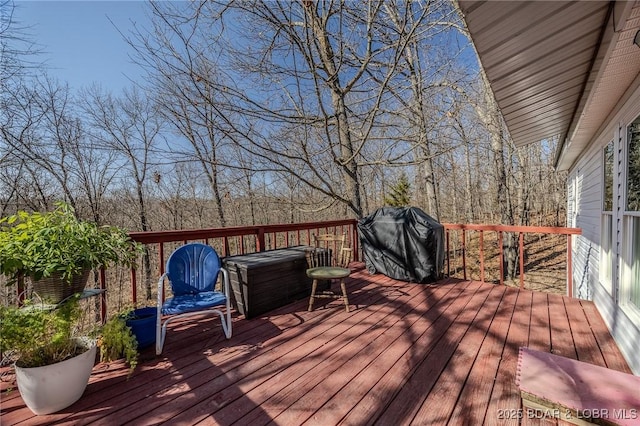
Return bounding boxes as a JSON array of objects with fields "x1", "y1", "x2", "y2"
[{"x1": 15, "y1": 339, "x2": 96, "y2": 415}]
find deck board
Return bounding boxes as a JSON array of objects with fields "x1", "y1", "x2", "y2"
[
  {"x1": 376, "y1": 281, "x2": 491, "y2": 425},
  {"x1": 306, "y1": 281, "x2": 478, "y2": 426},
  {"x1": 485, "y1": 289, "x2": 533, "y2": 426},
  {"x1": 522, "y1": 292, "x2": 557, "y2": 426},
  {"x1": 260, "y1": 281, "x2": 446, "y2": 426},
  {"x1": 548, "y1": 293, "x2": 578, "y2": 360},
  {"x1": 528, "y1": 291, "x2": 551, "y2": 352},
  {"x1": 412, "y1": 284, "x2": 506, "y2": 425},
  {"x1": 335, "y1": 280, "x2": 468, "y2": 426},
  {"x1": 564, "y1": 297, "x2": 606, "y2": 366},
  {"x1": 579, "y1": 300, "x2": 633, "y2": 374},
  {"x1": 366, "y1": 281, "x2": 475, "y2": 425},
  {"x1": 448, "y1": 285, "x2": 512, "y2": 424},
  {"x1": 0, "y1": 263, "x2": 633, "y2": 426}
]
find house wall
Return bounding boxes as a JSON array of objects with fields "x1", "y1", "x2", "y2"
[
  {"x1": 569, "y1": 148, "x2": 600, "y2": 301},
  {"x1": 567, "y1": 74, "x2": 640, "y2": 375}
]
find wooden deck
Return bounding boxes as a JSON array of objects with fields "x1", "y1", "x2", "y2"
[{"x1": 1, "y1": 263, "x2": 632, "y2": 425}]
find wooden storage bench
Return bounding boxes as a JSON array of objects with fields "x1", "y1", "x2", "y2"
[
  {"x1": 516, "y1": 347, "x2": 640, "y2": 425},
  {"x1": 223, "y1": 246, "x2": 313, "y2": 319}
]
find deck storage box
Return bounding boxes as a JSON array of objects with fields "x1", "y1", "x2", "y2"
[
  {"x1": 358, "y1": 206, "x2": 444, "y2": 283},
  {"x1": 223, "y1": 246, "x2": 313, "y2": 318}
]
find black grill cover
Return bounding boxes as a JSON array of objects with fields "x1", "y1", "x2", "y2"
[{"x1": 358, "y1": 207, "x2": 444, "y2": 283}]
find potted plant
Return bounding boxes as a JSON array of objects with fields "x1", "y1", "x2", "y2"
[
  {"x1": 0, "y1": 295, "x2": 97, "y2": 415},
  {"x1": 97, "y1": 312, "x2": 139, "y2": 374},
  {"x1": 0, "y1": 202, "x2": 142, "y2": 303},
  {"x1": 0, "y1": 296, "x2": 142, "y2": 415}
]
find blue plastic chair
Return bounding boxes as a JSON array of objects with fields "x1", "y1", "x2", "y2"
[{"x1": 156, "y1": 243, "x2": 232, "y2": 355}]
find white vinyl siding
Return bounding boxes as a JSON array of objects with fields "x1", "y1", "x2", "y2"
[
  {"x1": 569, "y1": 148, "x2": 601, "y2": 301},
  {"x1": 568, "y1": 75, "x2": 640, "y2": 374}
]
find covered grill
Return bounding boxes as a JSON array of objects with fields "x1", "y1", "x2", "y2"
[{"x1": 358, "y1": 207, "x2": 444, "y2": 283}]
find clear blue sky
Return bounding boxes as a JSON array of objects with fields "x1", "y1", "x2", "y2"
[{"x1": 14, "y1": 1, "x2": 149, "y2": 93}]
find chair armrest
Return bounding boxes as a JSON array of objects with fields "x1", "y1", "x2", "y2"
[
  {"x1": 157, "y1": 273, "x2": 168, "y2": 311},
  {"x1": 219, "y1": 268, "x2": 231, "y2": 296}
]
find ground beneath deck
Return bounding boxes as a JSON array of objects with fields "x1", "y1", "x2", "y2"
[{"x1": 0, "y1": 263, "x2": 632, "y2": 425}]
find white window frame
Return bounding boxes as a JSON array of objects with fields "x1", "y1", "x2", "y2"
[
  {"x1": 600, "y1": 141, "x2": 614, "y2": 294},
  {"x1": 620, "y1": 115, "x2": 640, "y2": 322},
  {"x1": 621, "y1": 214, "x2": 640, "y2": 320}
]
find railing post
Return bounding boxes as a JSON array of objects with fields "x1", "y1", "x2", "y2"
[
  {"x1": 257, "y1": 227, "x2": 266, "y2": 252},
  {"x1": 479, "y1": 230, "x2": 485, "y2": 283},
  {"x1": 519, "y1": 232, "x2": 525, "y2": 289},
  {"x1": 99, "y1": 267, "x2": 107, "y2": 323},
  {"x1": 446, "y1": 229, "x2": 450, "y2": 277},
  {"x1": 499, "y1": 230, "x2": 504, "y2": 286},
  {"x1": 131, "y1": 266, "x2": 138, "y2": 305},
  {"x1": 223, "y1": 236, "x2": 230, "y2": 256},
  {"x1": 158, "y1": 242, "x2": 165, "y2": 275},
  {"x1": 567, "y1": 234, "x2": 573, "y2": 298},
  {"x1": 158, "y1": 242, "x2": 164, "y2": 304},
  {"x1": 17, "y1": 273, "x2": 25, "y2": 306},
  {"x1": 352, "y1": 220, "x2": 359, "y2": 261},
  {"x1": 462, "y1": 229, "x2": 467, "y2": 280}
]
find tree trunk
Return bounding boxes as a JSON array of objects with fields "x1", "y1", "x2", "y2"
[{"x1": 479, "y1": 74, "x2": 518, "y2": 279}]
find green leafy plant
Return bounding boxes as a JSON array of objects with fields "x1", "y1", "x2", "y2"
[
  {"x1": 0, "y1": 295, "x2": 86, "y2": 368},
  {"x1": 97, "y1": 311, "x2": 138, "y2": 375},
  {"x1": 1, "y1": 297, "x2": 139, "y2": 376},
  {"x1": 0, "y1": 202, "x2": 143, "y2": 285}
]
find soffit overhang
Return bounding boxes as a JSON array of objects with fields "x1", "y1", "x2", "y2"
[{"x1": 457, "y1": 1, "x2": 640, "y2": 171}]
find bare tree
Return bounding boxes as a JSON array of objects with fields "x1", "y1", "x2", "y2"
[
  {"x1": 129, "y1": 1, "x2": 459, "y2": 219},
  {"x1": 0, "y1": 80, "x2": 48, "y2": 212},
  {"x1": 124, "y1": 2, "x2": 232, "y2": 227},
  {"x1": 0, "y1": 0, "x2": 41, "y2": 85},
  {"x1": 0, "y1": 0, "x2": 44, "y2": 213},
  {"x1": 151, "y1": 163, "x2": 205, "y2": 230},
  {"x1": 375, "y1": 0, "x2": 463, "y2": 220},
  {"x1": 80, "y1": 85, "x2": 163, "y2": 300},
  {"x1": 2, "y1": 77, "x2": 118, "y2": 217}
]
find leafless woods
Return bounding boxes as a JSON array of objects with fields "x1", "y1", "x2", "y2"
[{"x1": 1, "y1": 0, "x2": 565, "y2": 233}]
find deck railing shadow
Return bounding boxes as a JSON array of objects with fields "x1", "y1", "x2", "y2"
[
  {"x1": 1, "y1": 265, "x2": 633, "y2": 425},
  {"x1": 3, "y1": 219, "x2": 605, "y2": 425},
  {"x1": 147, "y1": 265, "x2": 427, "y2": 424}
]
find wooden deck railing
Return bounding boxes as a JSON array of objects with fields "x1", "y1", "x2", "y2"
[
  {"x1": 116, "y1": 220, "x2": 359, "y2": 306},
  {"x1": 91, "y1": 220, "x2": 580, "y2": 321},
  {"x1": 442, "y1": 224, "x2": 582, "y2": 297}
]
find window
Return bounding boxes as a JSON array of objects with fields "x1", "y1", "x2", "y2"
[
  {"x1": 623, "y1": 117, "x2": 640, "y2": 312},
  {"x1": 624, "y1": 216, "x2": 640, "y2": 309},
  {"x1": 627, "y1": 119, "x2": 640, "y2": 211},
  {"x1": 604, "y1": 142, "x2": 614, "y2": 211},
  {"x1": 601, "y1": 142, "x2": 614, "y2": 289}
]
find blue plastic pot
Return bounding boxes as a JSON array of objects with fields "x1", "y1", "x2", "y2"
[{"x1": 126, "y1": 307, "x2": 157, "y2": 349}]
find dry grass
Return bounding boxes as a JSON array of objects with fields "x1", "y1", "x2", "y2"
[{"x1": 446, "y1": 231, "x2": 568, "y2": 295}]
